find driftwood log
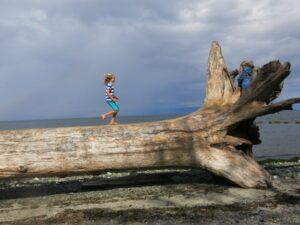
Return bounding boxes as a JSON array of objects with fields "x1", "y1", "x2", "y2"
[{"x1": 0, "y1": 42, "x2": 299, "y2": 188}]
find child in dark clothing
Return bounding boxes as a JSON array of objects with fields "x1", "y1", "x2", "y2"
[{"x1": 237, "y1": 61, "x2": 254, "y2": 94}]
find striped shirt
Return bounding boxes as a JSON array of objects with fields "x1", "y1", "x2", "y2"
[{"x1": 105, "y1": 83, "x2": 115, "y2": 102}]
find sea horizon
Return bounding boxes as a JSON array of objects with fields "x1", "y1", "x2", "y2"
[
  {"x1": 1, "y1": 108, "x2": 300, "y2": 123},
  {"x1": 0, "y1": 114, "x2": 182, "y2": 131}
]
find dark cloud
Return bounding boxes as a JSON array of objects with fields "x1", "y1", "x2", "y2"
[{"x1": 0, "y1": 0, "x2": 299, "y2": 121}]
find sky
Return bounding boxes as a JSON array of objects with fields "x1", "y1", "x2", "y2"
[{"x1": 0, "y1": 0, "x2": 299, "y2": 121}]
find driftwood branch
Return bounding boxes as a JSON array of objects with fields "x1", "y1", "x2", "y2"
[{"x1": 0, "y1": 41, "x2": 299, "y2": 188}]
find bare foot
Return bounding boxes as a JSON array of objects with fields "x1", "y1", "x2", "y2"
[
  {"x1": 109, "y1": 122, "x2": 118, "y2": 125},
  {"x1": 101, "y1": 115, "x2": 106, "y2": 123}
]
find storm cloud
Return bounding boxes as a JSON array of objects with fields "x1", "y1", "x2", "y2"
[{"x1": 0, "y1": 0, "x2": 299, "y2": 121}]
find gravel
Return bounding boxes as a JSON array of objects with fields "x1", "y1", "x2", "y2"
[{"x1": 0, "y1": 162, "x2": 299, "y2": 225}]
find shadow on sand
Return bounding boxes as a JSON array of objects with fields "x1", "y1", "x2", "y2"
[{"x1": 0, "y1": 169, "x2": 232, "y2": 200}]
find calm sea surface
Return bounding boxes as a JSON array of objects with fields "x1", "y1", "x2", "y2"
[{"x1": 0, "y1": 111, "x2": 299, "y2": 160}]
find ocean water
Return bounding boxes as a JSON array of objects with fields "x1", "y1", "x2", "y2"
[
  {"x1": 254, "y1": 111, "x2": 300, "y2": 159},
  {"x1": 0, "y1": 111, "x2": 299, "y2": 160},
  {"x1": 253, "y1": 124, "x2": 300, "y2": 159},
  {"x1": 0, "y1": 115, "x2": 178, "y2": 130}
]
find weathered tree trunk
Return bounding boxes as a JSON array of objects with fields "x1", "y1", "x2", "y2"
[{"x1": 0, "y1": 41, "x2": 299, "y2": 188}]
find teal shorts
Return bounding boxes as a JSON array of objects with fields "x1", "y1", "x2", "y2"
[{"x1": 107, "y1": 101, "x2": 119, "y2": 111}]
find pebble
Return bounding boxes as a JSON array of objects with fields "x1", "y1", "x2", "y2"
[{"x1": 107, "y1": 172, "x2": 112, "y2": 176}]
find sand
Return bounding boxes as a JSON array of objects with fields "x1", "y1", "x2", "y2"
[{"x1": 0, "y1": 160, "x2": 299, "y2": 225}]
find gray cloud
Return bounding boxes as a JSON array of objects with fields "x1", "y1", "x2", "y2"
[{"x1": 0, "y1": 0, "x2": 299, "y2": 120}]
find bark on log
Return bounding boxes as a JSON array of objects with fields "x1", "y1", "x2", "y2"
[{"x1": 0, "y1": 41, "x2": 299, "y2": 188}]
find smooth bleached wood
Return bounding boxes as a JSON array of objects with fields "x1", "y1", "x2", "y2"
[{"x1": 0, "y1": 41, "x2": 299, "y2": 188}]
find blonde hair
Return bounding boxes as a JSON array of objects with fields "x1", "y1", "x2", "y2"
[
  {"x1": 240, "y1": 60, "x2": 254, "y2": 68},
  {"x1": 103, "y1": 73, "x2": 115, "y2": 84},
  {"x1": 239, "y1": 60, "x2": 254, "y2": 72}
]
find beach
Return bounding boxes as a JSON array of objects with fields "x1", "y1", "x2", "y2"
[
  {"x1": 0, "y1": 159, "x2": 299, "y2": 224},
  {"x1": 1, "y1": 0, "x2": 300, "y2": 223},
  {"x1": 0, "y1": 112, "x2": 299, "y2": 224}
]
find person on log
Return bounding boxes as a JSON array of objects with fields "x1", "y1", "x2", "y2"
[
  {"x1": 101, "y1": 73, "x2": 119, "y2": 125},
  {"x1": 237, "y1": 60, "x2": 254, "y2": 95}
]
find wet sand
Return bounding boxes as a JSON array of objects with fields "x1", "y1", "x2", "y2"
[{"x1": 0, "y1": 160, "x2": 299, "y2": 225}]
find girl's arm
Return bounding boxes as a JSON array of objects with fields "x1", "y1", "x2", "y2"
[{"x1": 106, "y1": 90, "x2": 115, "y2": 101}]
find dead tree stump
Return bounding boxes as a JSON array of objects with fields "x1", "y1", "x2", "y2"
[{"x1": 0, "y1": 41, "x2": 299, "y2": 188}]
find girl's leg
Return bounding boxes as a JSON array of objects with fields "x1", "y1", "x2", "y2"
[
  {"x1": 109, "y1": 110, "x2": 119, "y2": 125},
  {"x1": 103, "y1": 101, "x2": 119, "y2": 125},
  {"x1": 102, "y1": 110, "x2": 115, "y2": 121}
]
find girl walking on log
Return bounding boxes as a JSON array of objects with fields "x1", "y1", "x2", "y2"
[{"x1": 101, "y1": 73, "x2": 119, "y2": 125}]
